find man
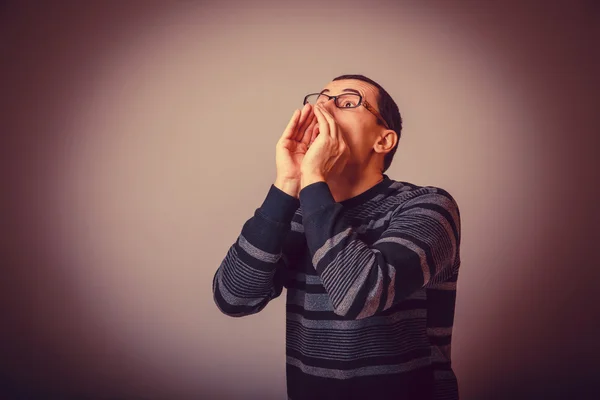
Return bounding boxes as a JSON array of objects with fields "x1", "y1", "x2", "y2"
[{"x1": 212, "y1": 74, "x2": 461, "y2": 400}]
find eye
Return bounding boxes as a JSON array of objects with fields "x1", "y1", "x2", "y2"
[{"x1": 338, "y1": 94, "x2": 360, "y2": 108}]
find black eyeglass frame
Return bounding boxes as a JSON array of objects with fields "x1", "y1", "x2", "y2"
[{"x1": 303, "y1": 92, "x2": 391, "y2": 130}]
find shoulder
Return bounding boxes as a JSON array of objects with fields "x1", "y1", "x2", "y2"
[
  {"x1": 388, "y1": 180, "x2": 461, "y2": 228},
  {"x1": 388, "y1": 180, "x2": 458, "y2": 207}
]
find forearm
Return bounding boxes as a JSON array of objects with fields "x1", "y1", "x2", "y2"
[
  {"x1": 298, "y1": 182, "x2": 460, "y2": 320},
  {"x1": 274, "y1": 177, "x2": 301, "y2": 199},
  {"x1": 300, "y1": 173, "x2": 325, "y2": 191},
  {"x1": 213, "y1": 183, "x2": 299, "y2": 317}
]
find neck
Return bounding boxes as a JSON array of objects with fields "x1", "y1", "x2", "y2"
[{"x1": 327, "y1": 165, "x2": 384, "y2": 203}]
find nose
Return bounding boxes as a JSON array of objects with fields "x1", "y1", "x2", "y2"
[{"x1": 320, "y1": 97, "x2": 336, "y2": 112}]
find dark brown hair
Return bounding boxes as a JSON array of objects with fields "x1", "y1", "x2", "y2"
[{"x1": 332, "y1": 74, "x2": 402, "y2": 173}]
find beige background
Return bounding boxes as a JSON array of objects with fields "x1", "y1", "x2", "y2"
[{"x1": 1, "y1": 0, "x2": 599, "y2": 399}]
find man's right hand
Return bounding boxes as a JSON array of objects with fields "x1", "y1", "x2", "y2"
[{"x1": 275, "y1": 103, "x2": 319, "y2": 198}]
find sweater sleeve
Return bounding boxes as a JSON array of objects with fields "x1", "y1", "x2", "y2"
[
  {"x1": 212, "y1": 184, "x2": 300, "y2": 317},
  {"x1": 299, "y1": 182, "x2": 461, "y2": 320}
]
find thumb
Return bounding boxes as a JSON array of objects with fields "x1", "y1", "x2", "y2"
[
  {"x1": 309, "y1": 125, "x2": 320, "y2": 145},
  {"x1": 282, "y1": 109, "x2": 300, "y2": 140}
]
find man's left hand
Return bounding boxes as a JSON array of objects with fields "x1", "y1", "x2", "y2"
[{"x1": 300, "y1": 104, "x2": 351, "y2": 188}]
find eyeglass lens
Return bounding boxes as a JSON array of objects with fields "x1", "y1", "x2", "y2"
[{"x1": 305, "y1": 94, "x2": 360, "y2": 108}]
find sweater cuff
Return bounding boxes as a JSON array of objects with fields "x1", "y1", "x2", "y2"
[
  {"x1": 259, "y1": 184, "x2": 300, "y2": 224},
  {"x1": 299, "y1": 181, "x2": 336, "y2": 218}
]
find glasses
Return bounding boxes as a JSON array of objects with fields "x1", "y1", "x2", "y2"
[{"x1": 303, "y1": 92, "x2": 390, "y2": 130}]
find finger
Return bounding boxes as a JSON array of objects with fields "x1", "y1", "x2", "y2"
[
  {"x1": 313, "y1": 105, "x2": 330, "y2": 140},
  {"x1": 311, "y1": 124, "x2": 325, "y2": 146},
  {"x1": 316, "y1": 104, "x2": 337, "y2": 140},
  {"x1": 294, "y1": 103, "x2": 312, "y2": 140},
  {"x1": 297, "y1": 106, "x2": 315, "y2": 142},
  {"x1": 309, "y1": 122, "x2": 319, "y2": 145},
  {"x1": 282, "y1": 109, "x2": 301, "y2": 140},
  {"x1": 301, "y1": 114, "x2": 317, "y2": 146},
  {"x1": 305, "y1": 115, "x2": 319, "y2": 146}
]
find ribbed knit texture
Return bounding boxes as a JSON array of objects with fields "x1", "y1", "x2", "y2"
[{"x1": 213, "y1": 174, "x2": 461, "y2": 400}]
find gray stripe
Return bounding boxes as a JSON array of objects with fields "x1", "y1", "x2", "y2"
[
  {"x1": 286, "y1": 285, "x2": 426, "y2": 311},
  {"x1": 404, "y1": 192, "x2": 460, "y2": 233},
  {"x1": 287, "y1": 322, "x2": 429, "y2": 359},
  {"x1": 286, "y1": 340, "x2": 428, "y2": 361},
  {"x1": 220, "y1": 248, "x2": 274, "y2": 297},
  {"x1": 374, "y1": 236, "x2": 431, "y2": 284},
  {"x1": 287, "y1": 322, "x2": 426, "y2": 347},
  {"x1": 322, "y1": 242, "x2": 370, "y2": 308},
  {"x1": 345, "y1": 181, "x2": 407, "y2": 218},
  {"x1": 336, "y1": 257, "x2": 377, "y2": 316},
  {"x1": 435, "y1": 344, "x2": 452, "y2": 361},
  {"x1": 216, "y1": 271, "x2": 266, "y2": 307},
  {"x1": 434, "y1": 370, "x2": 457, "y2": 380},
  {"x1": 291, "y1": 221, "x2": 304, "y2": 232},
  {"x1": 294, "y1": 273, "x2": 322, "y2": 285},
  {"x1": 329, "y1": 210, "x2": 396, "y2": 235},
  {"x1": 406, "y1": 287, "x2": 427, "y2": 300},
  {"x1": 286, "y1": 308, "x2": 427, "y2": 329},
  {"x1": 225, "y1": 247, "x2": 275, "y2": 279},
  {"x1": 384, "y1": 261, "x2": 397, "y2": 310},
  {"x1": 430, "y1": 345, "x2": 450, "y2": 363},
  {"x1": 286, "y1": 355, "x2": 431, "y2": 379},
  {"x1": 427, "y1": 327, "x2": 453, "y2": 336},
  {"x1": 356, "y1": 262, "x2": 384, "y2": 319},
  {"x1": 428, "y1": 281, "x2": 457, "y2": 290},
  {"x1": 402, "y1": 208, "x2": 457, "y2": 265},
  {"x1": 357, "y1": 209, "x2": 393, "y2": 232},
  {"x1": 238, "y1": 234, "x2": 281, "y2": 263},
  {"x1": 312, "y1": 227, "x2": 353, "y2": 267},
  {"x1": 384, "y1": 215, "x2": 451, "y2": 274},
  {"x1": 287, "y1": 291, "x2": 334, "y2": 311},
  {"x1": 287, "y1": 314, "x2": 426, "y2": 340},
  {"x1": 320, "y1": 240, "x2": 360, "y2": 304},
  {"x1": 363, "y1": 188, "x2": 411, "y2": 216},
  {"x1": 333, "y1": 243, "x2": 371, "y2": 297},
  {"x1": 389, "y1": 181, "x2": 405, "y2": 191}
]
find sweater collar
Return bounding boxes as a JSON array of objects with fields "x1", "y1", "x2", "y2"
[{"x1": 338, "y1": 174, "x2": 393, "y2": 209}]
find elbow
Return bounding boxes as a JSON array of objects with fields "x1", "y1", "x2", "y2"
[
  {"x1": 212, "y1": 288, "x2": 266, "y2": 318},
  {"x1": 211, "y1": 270, "x2": 246, "y2": 317},
  {"x1": 212, "y1": 283, "x2": 269, "y2": 318},
  {"x1": 213, "y1": 289, "x2": 241, "y2": 317},
  {"x1": 214, "y1": 298, "x2": 256, "y2": 318},
  {"x1": 211, "y1": 267, "x2": 279, "y2": 318}
]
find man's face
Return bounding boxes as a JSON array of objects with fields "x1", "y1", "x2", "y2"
[{"x1": 316, "y1": 79, "x2": 385, "y2": 168}]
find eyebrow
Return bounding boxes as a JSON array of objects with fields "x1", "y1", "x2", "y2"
[{"x1": 319, "y1": 88, "x2": 362, "y2": 96}]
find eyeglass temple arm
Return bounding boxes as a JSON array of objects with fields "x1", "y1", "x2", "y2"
[{"x1": 363, "y1": 100, "x2": 390, "y2": 130}]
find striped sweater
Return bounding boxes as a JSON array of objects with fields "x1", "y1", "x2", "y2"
[{"x1": 213, "y1": 174, "x2": 461, "y2": 400}]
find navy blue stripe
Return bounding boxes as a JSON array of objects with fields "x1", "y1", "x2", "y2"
[
  {"x1": 286, "y1": 299, "x2": 427, "y2": 320},
  {"x1": 377, "y1": 234, "x2": 436, "y2": 286},
  {"x1": 286, "y1": 363, "x2": 434, "y2": 400},
  {"x1": 287, "y1": 346, "x2": 431, "y2": 370},
  {"x1": 429, "y1": 335, "x2": 452, "y2": 346},
  {"x1": 426, "y1": 289, "x2": 457, "y2": 327},
  {"x1": 432, "y1": 361, "x2": 453, "y2": 371},
  {"x1": 234, "y1": 242, "x2": 282, "y2": 273}
]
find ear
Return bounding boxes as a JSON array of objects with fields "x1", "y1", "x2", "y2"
[{"x1": 373, "y1": 129, "x2": 398, "y2": 155}]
